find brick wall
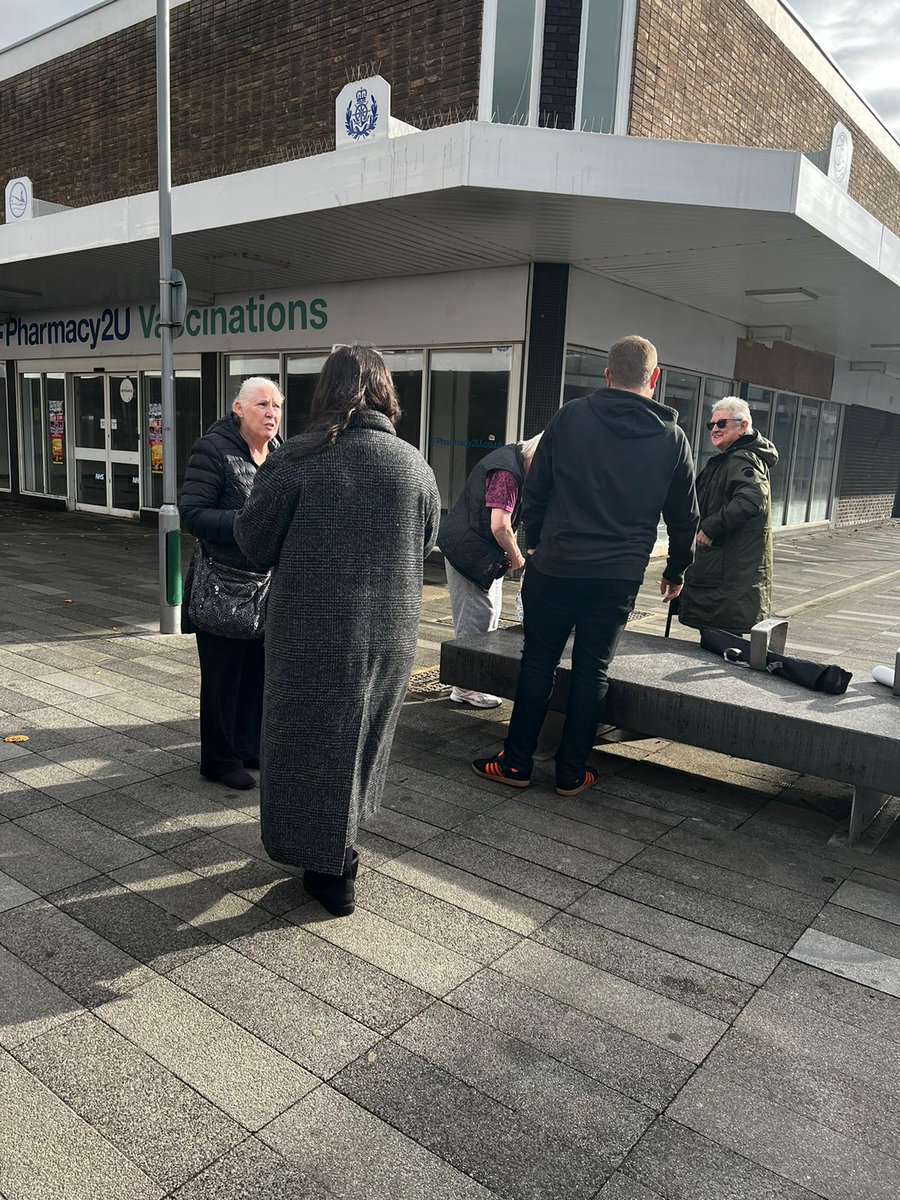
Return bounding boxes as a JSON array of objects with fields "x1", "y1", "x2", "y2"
[
  {"x1": 833, "y1": 406, "x2": 900, "y2": 526},
  {"x1": 539, "y1": 0, "x2": 583, "y2": 130},
  {"x1": 0, "y1": 0, "x2": 482, "y2": 213},
  {"x1": 630, "y1": 0, "x2": 900, "y2": 237}
]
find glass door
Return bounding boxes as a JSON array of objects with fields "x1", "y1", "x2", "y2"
[{"x1": 74, "y1": 373, "x2": 140, "y2": 516}]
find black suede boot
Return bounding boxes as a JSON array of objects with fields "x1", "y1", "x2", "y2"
[{"x1": 303, "y1": 846, "x2": 358, "y2": 917}]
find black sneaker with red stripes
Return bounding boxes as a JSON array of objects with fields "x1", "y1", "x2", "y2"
[
  {"x1": 471, "y1": 752, "x2": 531, "y2": 788},
  {"x1": 555, "y1": 769, "x2": 598, "y2": 797}
]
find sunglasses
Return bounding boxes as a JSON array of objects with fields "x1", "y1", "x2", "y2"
[{"x1": 706, "y1": 418, "x2": 743, "y2": 431}]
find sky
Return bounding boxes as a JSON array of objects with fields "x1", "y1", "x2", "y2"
[{"x1": 0, "y1": 0, "x2": 898, "y2": 138}]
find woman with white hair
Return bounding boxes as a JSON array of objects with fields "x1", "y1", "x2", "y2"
[
  {"x1": 438, "y1": 432, "x2": 542, "y2": 707},
  {"x1": 181, "y1": 377, "x2": 284, "y2": 789},
  {"x1": 679, "y1": 396, "x2": 778, "y2": 634}
]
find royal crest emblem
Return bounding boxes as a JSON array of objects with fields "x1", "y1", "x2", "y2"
[{"x1": 345, "y1": 86, "x2": 379, "y2": 140}]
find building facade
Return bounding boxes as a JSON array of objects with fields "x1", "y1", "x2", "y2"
[{"x1": 0, "y1": 0, "x2": 898, "y2": 529}]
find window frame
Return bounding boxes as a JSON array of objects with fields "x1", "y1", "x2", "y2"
[
  {"x1": 574, "y1": 0, "x2": 636, "y2": 135},
  {"x1": 479, "y1": 0, "x2": 547, "y2": 126}
]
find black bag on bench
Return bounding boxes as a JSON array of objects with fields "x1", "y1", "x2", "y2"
[{"x1": 700, "y1": 628, "x2": 852, "y2": 695}]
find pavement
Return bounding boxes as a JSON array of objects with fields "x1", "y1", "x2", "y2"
[{"x1": 0, "y1": 501, "x2": 899, "y2": 1200}]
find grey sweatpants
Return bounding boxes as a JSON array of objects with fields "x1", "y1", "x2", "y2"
[{"x1": 445, "y1": 560, "x2": 504, "y2": 637}]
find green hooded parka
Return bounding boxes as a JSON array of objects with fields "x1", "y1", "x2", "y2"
[{"x1": 678, "y1": 431, "x2": 779, "y2": 633}]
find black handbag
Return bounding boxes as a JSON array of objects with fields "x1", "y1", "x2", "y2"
[
  {"x1": 187, "y1": 544, "x2": 270, "y2": 640},
  {"x1": 699, "y1": 627, "x2": 852, "y2": 695}
]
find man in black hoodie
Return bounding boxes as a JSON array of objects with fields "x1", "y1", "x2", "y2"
[{"x1": 473, "y1": 335, "x2": 698, "y2": 796}]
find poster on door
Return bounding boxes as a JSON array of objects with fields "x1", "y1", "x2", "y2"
[
  {"x1": 48, "y1": 398, "x2": 65, "y2": 465},
  {"x1": 148, "y1": 401, "x2": 163, "y2": 474}
]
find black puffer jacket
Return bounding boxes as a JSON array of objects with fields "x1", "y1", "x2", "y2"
[{"x1": 180, "y1": 414, "x2": 282, "y2": 571}]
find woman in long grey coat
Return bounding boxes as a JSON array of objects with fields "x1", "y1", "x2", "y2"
[{"x1": 234, "y1": 345, "x2": 440, "y2": 916}]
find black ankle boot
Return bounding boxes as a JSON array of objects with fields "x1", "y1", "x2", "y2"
[{"x1": 304, "y1": 848, "x2": 357, "y2": 917}]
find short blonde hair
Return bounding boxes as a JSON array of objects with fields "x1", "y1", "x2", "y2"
[{"x1": 608, "y1": 336, "x2": 658, "y2": 390}]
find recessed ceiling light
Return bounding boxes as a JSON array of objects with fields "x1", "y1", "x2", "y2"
[
  {"x1": 0, "y1": 284, "x2": 42, "y2": 298},
  {"x1": 745, "y1": 288, "x2": 819, "y2": 304},
  {"x1": 870, "y1": 343, "x2": 900, "y2": 350}
]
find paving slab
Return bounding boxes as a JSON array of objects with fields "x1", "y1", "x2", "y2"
[
  {"x1": 570, "y1": 886, "x2": 782, "y2": 984},
  {"x1": 96, "y1": 975, "x2": 317, "y2": 1130},
  {"x1": 654, "y1": 821, "x2": 848, "y2": 898},
  {"x1": 668, "y1": 1059, "x2": 900, "y2": 1199},
  {"x1": 16, "y1": 805, "x2": 152, "y2": 873},
  {"x1": 626, "y1": 845, "x2": 824, "y2": 925},
  {"x1": 0, "y1": 898, "x2": 153, "y2": 1006},
  {"x1": 0, "y1": 944, "x2": 83, "y2": 1048},
  {"x1": 494, "y1": 939, "x2": 728, "y2": 1063},
  {"x1": 169, "y1": 945, "x2": 379, "y2": 1077},
  {"x1": 64, "y1": 788, "x2": 199, "y2": 852},
  {"x1": 393, "y1": 1000, "x2": 654, "y2": 1158},
  {"x1": 229, "y1": 919, "x2": 432, "y2": 1034},
  {"x1": 375, "y1": 849, "x2": 557, "y2": 935},
  {"x1": 260, "y1": 1084, "x2": 496, "y2": 1200},
  {"x1": 813, "y1": 900, "x2": 900, "y2": 958},
  {"x1": 49, "y1": 875, "x2": 216, "y2": 973},
  {"x1": 598, "y1": 765, "x2": 765, "y2": 828},
  {"x1": 383, "y1": 786, "x2": 475, "y2": 831},
  {"x1": 621, "y1": 1117, "x2": 819, "y2": 1199},
  {"x1": 600, "y1": 862, "x2": 806, "y2": 953},
  {"x1": 445, "y1": 968, "x2": 692, "y2": 1108},
  {"x1": 415, "y1": 831, "x2": 591, "y2": 908},
  {"x1": 388, "y1": 763, "x2": 506, "y2": 813},
  {"x1": 0, "y1": 1048, "x2": 161, "y2": 1200},
  {"x1": 166, "y1": 833, "x2": 306, "y2": 915},
  {"x1": 362, "y1": 805, "x2": 444, "y2": 849},
  {"x1": 0, "y1": 820, "x2": 98, "y2": 894},
  {"x1": 488, "y1": 797, "x2": 646, "y2": 862},
  {"x1": 535, "y1": 911, "x2": 755, "y2": 1023},
  {"x1": 110, "y1": 853, "x2": 270, "y2": 942},
  {"x1": 287, "y1": 902, "x2": 480, "y2": 996},
  {"x1": 1, "y1": 753, "x2": 111, "y2": 802},
  {"x1": 596, "y1": 1173, "x2": 662, "y2": 1200},
  {"x1": 0, "y1": 869, "x2": 37, "y2": 913},
  {"x1": 763, "y1": 956, "x2": 900, "y2": 1042},
  {"x1": 14, "y1": 1013, "x2": 244, "y2": 1190},
  {"x1": 168, "y1": 1136, "x2": 331, "y2": 1200},
  {"x1": 454, "y1": 813, "x2": 621, "y2": 883},
  {"x1": 0, "y1": 773, "x2": 59, "y2": 820},
  {"x1": 789, "y1": 928, "x2": 900, "y2": 998},
  {"x1": 515, "y1": 787, "x2": 680, "y2": 843},
  {"x1": 332, "y1": 1040, "x2": 609, "y2": 1200}
]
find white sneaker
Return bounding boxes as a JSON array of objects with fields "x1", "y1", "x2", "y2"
[{"x1": 450, "y1": 688, "x2": 503, "y2": 709}]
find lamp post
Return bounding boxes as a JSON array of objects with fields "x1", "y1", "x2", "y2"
[{"x1": 156, "y1": 0, "x2": 184, "y2": 633}]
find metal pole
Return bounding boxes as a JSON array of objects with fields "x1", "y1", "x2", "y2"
[{"x1": 156, "y1": 0, "x2": 181, "y2": 633}]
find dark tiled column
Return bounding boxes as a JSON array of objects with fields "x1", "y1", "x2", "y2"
[{"x1": 522, "y1": 264, "x2": 569, "y2": 439}]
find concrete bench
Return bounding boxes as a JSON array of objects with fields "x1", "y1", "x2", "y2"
[{"x1": 440, "y1": 626, "x2": 900, "y2": 846}]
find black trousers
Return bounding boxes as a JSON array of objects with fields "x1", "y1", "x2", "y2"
[
  {"x1": 196, "y1": 630, "x2": 265, "y2": 777},
  {"x1": 504, "y1": 567, "x2": 640, "y2": 785}
]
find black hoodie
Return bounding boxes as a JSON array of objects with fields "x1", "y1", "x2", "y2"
[{"x1": 523, "y1": 387, "x2": 699, "y2": 583}]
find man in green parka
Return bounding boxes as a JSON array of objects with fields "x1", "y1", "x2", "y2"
[{"x1": 679, "y1": 396, "x2": 779, "y2": 634}]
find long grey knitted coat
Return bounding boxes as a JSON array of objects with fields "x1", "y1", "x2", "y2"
[{"x1": 234, "y1": 410, "x2": 440, "y2": 874}]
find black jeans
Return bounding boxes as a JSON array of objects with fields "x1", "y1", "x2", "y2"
[
  {"x1": 196, "y1": 630, "x2": 265, "y2": 777},
  {"x1": 503, "y1": 567, "x2": 640, "y2": 785}
]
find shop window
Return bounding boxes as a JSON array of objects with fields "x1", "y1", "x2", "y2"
[
  {"x1": 384, "y1": 350, "x2": 424, "y2": 451},
  {"x1": 786, "y1": 399, "x2": 820, "y2": 526},
  {"x1": 576, "y1": 0, "x2": 631, "y2": 134},
  {"x1": 285, "y1": 355, "x2": 329, "y2": 439},
  {"x1": 224, "y1": 356, "x2": 281, "y2": 414},
  {"x1": 563, "y1": 347, "x2": 608, "y2": 403},
  {"x1": 144, "y1": 373, "x2": 202, "y2": 510},
  {"x1": 663, "y1": 370, "x2": 701, "y2": 451},
  {"x1": 44, "y1": 375, "x2": 67, "y2": 498},
  {"x1": 19, "y1": 375, "x2": 45, "y2": 494},
  {"x1": 695, "y1": 377, "x2": 740, "y2": 471},
  {"x1": 770, "y1": 393, "x2": 799, "y2": 526},
  {"x1": 809, "y1": 402, "x2": 840, "y2": 522},
  {"x1": 0, "y1": 369, "x2": 10, "y2": 490},
  {"x1": 428, "y1": 347, "x2": 512, "y2": 510}
]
